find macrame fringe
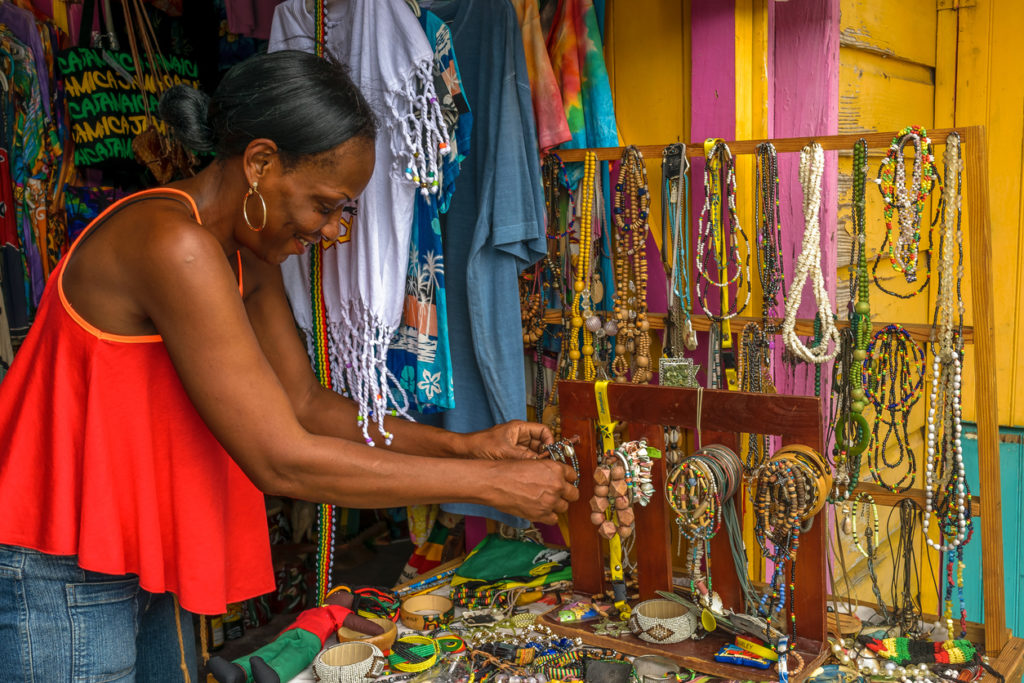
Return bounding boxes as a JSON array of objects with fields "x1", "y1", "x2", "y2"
[
  {"x1": 302, "y1": 299, "x2": 412, "y2": 446},
  {"x1": 387, "y1": 59, "x2": 451, "y2": 197}
]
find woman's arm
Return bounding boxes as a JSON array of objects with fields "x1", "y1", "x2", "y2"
[
  {"x1": 135, "y1": 223, "x2": 576, "y2": 523},
  {"x1": 243, "y1": 255, "x2": 552, "y2": 460}
]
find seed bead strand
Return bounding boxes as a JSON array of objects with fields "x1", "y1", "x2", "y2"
[
  {"x1": 567, "y1": 154, "x2": 597, "y2": 381},
  {"x1": 754, "y1": 142, "x2": 786, "y2": 336},
  {"x1": 781, "y1": 143, "x2": 840, "y2": 364},
  {"x1": 694, "y1": 141, "x2": 751, "y2": 322},
  {"x1": 863, "y1": 324, "x2": 925, "y2": 493}
]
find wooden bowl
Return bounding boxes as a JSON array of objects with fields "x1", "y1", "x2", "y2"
[{"x1": 336, "y1": 615, "x2": 397, "y2": 652}]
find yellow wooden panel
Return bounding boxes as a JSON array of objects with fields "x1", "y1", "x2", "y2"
[
  {"x1": 839, "y1": 0, "x2": 937, "y2": 68},
  {"x1": 947, "y1": 0, "x2": 1024, "y2": 427}
]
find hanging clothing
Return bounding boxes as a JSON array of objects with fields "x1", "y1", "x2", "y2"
[
  {"x1": 271, "y1": 0, "x2": 448, "y2": 444},
  {"x1": 417, "y1": 0, "x2": 546, "y2": 527},
  {"x1": 225, "y1": 0, "x2": 280, "y2": 40},
  {"x1": 510, "y1": 0, "x2": 570, "y2": 151},
  {"x1": 547, "y1": 0, "x2": 618, "y2": 152},
  {"x1": 0, "y1": 189, "x2": 275, "y2": 615},
  {"x1": 0, "y1": 3, "x2": 51, "y2": 118},
  {"x1": 386, "y1": 8, "x2": 470, "y2": 416}
]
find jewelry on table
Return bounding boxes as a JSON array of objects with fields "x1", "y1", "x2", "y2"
[{"x1": 781, "y1": 142, "x2": 840, "y2": 364}]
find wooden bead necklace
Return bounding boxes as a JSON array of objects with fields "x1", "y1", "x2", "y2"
[
  {"x1": 781, "y1": 142, "x2": 840, "y2": 364},
  {"x1": 876, "y1": 125, "x2": 940, "y2": 289},
  {"x1": 568, "y1": 151, "x2": 598, "y2": 381},
  {"x1": 611, "y1": 146, "x2": 652, "y2": 383},
  {"x1": 863, "y1": 324, "x2": 924, "y2": 493},
  {"x1": 695, "y1": 141, "x2": 751, "y2": 322}
]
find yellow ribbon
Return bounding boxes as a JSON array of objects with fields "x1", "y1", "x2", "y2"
[
  {"x1": 594, "y1": 381, "x2": 630, "y2": 619},
  {"x1": 704, "y1": 138, "x2": 738, "y2": 391}
]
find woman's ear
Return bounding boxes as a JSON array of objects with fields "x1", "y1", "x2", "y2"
[{"x1": 242, "y1": 138, "x2": 281, "y2": 187}]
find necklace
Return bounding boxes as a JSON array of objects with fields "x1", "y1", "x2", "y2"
[
  {"x1": 737, "y1": 322, "x2": 772, "y2": 473},
  {"x1": 663, "y1": 144, "x2": 698, "y2": 355},
  {"x1": 848, "y1": 492, "x2": 889, "y2": 615},
  {"x1": 891, "y1": 500, "x2": 924, "y2": 636},
  {"x1": 695, "y1": 141, "x2": 751, "y2": 323},
  {"x1": 829, "y1": 139, "x2": 872, "y2": 501},
  {"x1": 611, "y1": 146, "x2": 652, "y2": 383},
  {"x1": 876, "y1": 125, "x2": 940, "y2": 288},
  {"x1": 923, "y1": 133, "x2": 971, "y2": 639},
  {"x1": 754, "y1": 142, "x2": 786, "y2": 336},
  {"x1": 781, "y1": 143, "x2": 840, "y2": 363},
  {"x1": 568, "y1": 152, "x2": 598, "y2": 381},
  {"x1": 864, "y1": 324, "x2": 924, "y2": 493}
]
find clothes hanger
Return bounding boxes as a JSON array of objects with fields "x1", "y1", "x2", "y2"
[{"x1": 405, "y1": 0, "x2": 421, "y2": 17}]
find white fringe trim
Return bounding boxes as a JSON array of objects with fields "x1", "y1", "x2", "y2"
[{"x1": 302, "y1": 299, "x2": 412, "y2": 447}]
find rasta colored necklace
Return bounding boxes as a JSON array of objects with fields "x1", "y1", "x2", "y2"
[{"x1": 874, "y1": 125, "x2": 941, "y2": 298}]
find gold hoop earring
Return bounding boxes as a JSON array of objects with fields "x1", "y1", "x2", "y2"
[{"x1": 243, "y1": 182, "x2": 267, "y2": 232}]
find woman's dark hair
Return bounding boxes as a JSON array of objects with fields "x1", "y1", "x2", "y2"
[{"x1": 159, "y1": 51, "x2": 377, "y2": 167}]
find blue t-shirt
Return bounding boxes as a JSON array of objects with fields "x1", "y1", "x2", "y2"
[{"x1": 419, "y1": 0, "x2": 546, "y2": 527}]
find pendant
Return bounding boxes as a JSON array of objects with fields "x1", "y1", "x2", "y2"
[{"x1": 683, "y1": 319, "x2": 699, "y2": 351}]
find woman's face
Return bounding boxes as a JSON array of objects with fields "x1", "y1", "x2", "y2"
[{"x1": 248, "y1": 136, "x2": 375, "y2": 265}]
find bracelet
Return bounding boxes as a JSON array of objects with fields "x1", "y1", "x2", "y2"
[
  {"x1": 628, "y1": 598, "x2": 698, "y2": 644},
  {"x1": 314, "y1": 641, "x2": 387, "y2": 683},
  {"x1": 735, "y1": 636, "x2": 779, "y2": 662},
  {"x1": 336, "y1": 615, "x2": 398, "y2": 653},
  {"x1": 388, "y1": 634, "x2": 441, "y2": 673},
  {"x1": 399, "y1": 594, "x2": 455, "y2": 632}
]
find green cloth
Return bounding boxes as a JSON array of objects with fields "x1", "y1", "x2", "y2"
[{"x1": 231, "y1": 627, "x2": 321, "y2": 683}]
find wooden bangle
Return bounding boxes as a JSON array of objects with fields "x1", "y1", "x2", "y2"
[
  {"x1": 399, "y1": 594, "x2": 454, "y2": 632},
  {"x1": 336, "y1": 615, "x2": 398, "y2": 653}
]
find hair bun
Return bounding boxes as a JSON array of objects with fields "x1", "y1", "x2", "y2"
[{"x1": 158, "y1": 85, "x2": 216, "y2": 153}]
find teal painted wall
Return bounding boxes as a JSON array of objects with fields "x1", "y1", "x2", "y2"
[{"x1": 960, "y1": 424, "x2": 1024, "y2": 636}]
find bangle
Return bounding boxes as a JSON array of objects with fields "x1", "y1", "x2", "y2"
[
  {"x1": 314, "y1": 641, "x2": 387, "y2": 683},
  {"x1": 336, "y1": 615, "x2": 398, "y2": 653},
  {"x1": 628, "y1": 599, "x2": 698, "y2": 644},
  {"x1": 735, "y1": 636, "x2": 779, "y2": 662},
  {"x1": 389, "y1": 634, "x2": 441, "y2": 673},
  {"x1": 399, "y1": 594, "x2": 455, "y2": 632}
]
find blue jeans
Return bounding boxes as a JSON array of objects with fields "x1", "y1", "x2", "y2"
[{"x1": 0, "y1": 545, "x2": 197, "y2": 682}]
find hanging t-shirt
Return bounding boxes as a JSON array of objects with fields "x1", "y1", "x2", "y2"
[
  {"x1": 419, "y1": 0, "x2": 546, "y2": 527},
  {"x1": 510, "y1": 0, "x2": 570, "y2": 151}
]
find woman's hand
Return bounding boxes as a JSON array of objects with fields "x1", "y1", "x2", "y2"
[
  {"x1": 465, "y1": 420, "x2": 554, "y2": 460},
  {"x1": 485, "y1": 459, "x2": 579, "y2": 525}
]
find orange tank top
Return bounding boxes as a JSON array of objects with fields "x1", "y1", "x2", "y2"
[{"x1": 0, "y1": 189, "x2": 274, "y2": 615}]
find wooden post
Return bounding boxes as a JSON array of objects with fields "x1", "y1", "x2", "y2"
[{"x1": 963, "y1": 125, "x2": 1008, "y2": 655}]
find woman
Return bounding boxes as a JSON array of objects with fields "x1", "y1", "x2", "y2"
[{"x1": 0, "y1": 51, "x2": 577, "y2": 681}]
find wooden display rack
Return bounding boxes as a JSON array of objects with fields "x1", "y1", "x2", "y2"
[
  {"x1": 547, "y1": 128, "x2": 1024, "y2": 682},
  {"x1": 545, "y1": 380, "x2": 828, "y2": 681}
]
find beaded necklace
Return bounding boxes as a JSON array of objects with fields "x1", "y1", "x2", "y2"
[
  {"x1": 311, "y1": 0, "x2": 336, "y2": 606},
  {"x1": 753, "y1": 446, "x2": 831, "y2": 641},
  {"x1": 876, "y1": 125, "x2": 941, "y2": 291},
  {"x1": 781, "y1": 143, "x2": 840, "y2": 364},
  {"x1": 737, "y1": 322, "x2": 772, "y2": 473},
  {"x1": 666, "y1": 445, "x2": 749, "y2": 611},
  {"x1": 568, "y1": 152, "x2": 598, "y2": 381},
  {"x1": 827, "y1": 328, "x2": 867, "y2": 501},
  {"x1": 539, "y1": 154, "x2": 573, "y2": 435},
  {"x1": 923, "y1": 132, "x2": 971, "y2": 638},
  {"x1": 754, "y1": 142, "x2": 786, "y2": 336},
  {"x1": 662, "y1": 143, "x2": 697, "y2": 355},
  {"x1": 848, "y1": 492, "x2": 888, "y2": 614},
  {"x1": 611, "y1": 147, "x2": 652, "y2": 383},
  {"x1": 863, "y1": 324, "x2": 924, "y2": 493},
  {"x1": 695, "y1": 141, "x2": 751, "y2": 323}
]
